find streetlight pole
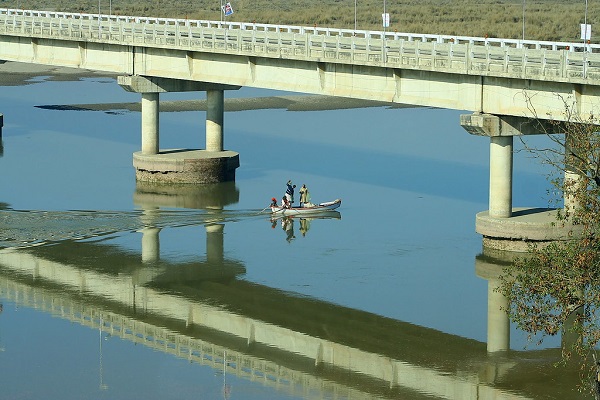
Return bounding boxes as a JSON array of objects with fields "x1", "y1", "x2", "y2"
[
  {"x1": 522, "y1": 0, "x2": 525, "y2": 40},
  {"x1": 382, "y1": 0, "x2": 388, "y2": 63},
  {"x1": 585, "y1": 0, "x2": 589, "y2": 43},
  {"x1": 383, "y1": 0, "x2": 386, "y2": 35},
  {"x1": 354, "y1": 0, "x2": 357, "y2": 31}
]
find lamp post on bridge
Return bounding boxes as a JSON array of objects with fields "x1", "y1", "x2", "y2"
[
  {"x1": 522, "y1": 0, "x2": 525, "y2": 40},
  {"x1": 383, "y1": 0, "x2": 387, "y2": 34},
  {"x1": 354, "y1": 0, "x2": 357, "y2": 31},
  {"x1": 381, "y1": 0, "x2": 389, "y2": 63},
  {"x1": 585, "y1": 0, "x2": 589, "y2": 44},
  {"x1": 98, "y1": 0, "x2": 113, "y2": 15},
  {"x1": 581, "y1": 0, "x2": 591, "y2": 53}
]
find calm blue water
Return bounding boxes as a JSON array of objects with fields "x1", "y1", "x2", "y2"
[{"x1": 0, "y1": 64, "x2": 582, "y2": 399}]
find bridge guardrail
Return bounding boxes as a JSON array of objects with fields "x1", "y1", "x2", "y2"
[
  {"x1": 0, "y1": 7, "x2": 599, "y2": 84},
  {"x1": 3, "y1": 7, "x2": 595, "y2": 51}
]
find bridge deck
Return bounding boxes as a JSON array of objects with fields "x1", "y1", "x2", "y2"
[{"x1": 1, "y1": 8, "x2": 600, "y2": 120}]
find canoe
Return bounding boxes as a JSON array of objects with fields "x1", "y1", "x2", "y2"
[
  {"x1": 270, "y1": 199, "x2": 341, "y2": 216},
  {"x1": 271, "y1": 210, "x2": 342, "y2": 222}
]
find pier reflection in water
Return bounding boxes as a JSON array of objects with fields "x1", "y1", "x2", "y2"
[
  {"x1": 0, "y1": 183, "x2": 582, "y2": 399},
  {"x1": 134, "y1": 181, "x2": 240, "y2": 266}
]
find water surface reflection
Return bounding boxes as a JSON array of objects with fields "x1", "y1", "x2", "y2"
[{"x1": 0, "y1": 185, "x2": 582, "y2": 399}]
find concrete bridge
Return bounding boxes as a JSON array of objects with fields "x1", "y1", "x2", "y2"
[{"x1": 1, "y1": 8, "x2": 598, "y2": 248}]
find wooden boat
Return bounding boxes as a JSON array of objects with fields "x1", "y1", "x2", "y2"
[
  {"x1": 270, "y1": 210, "x2": 342, "y2": 222},
  {"x1": 270, "y1": 199, "x2": 342, "y2": 216}
]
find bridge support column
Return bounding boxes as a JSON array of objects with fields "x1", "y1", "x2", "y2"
[
  {"x1": 489, "y1": 136, "x2": 513, "y2": 218},
  {"x1": 564, "y1": 169, "x2": 581, "y2": 212},
  {"x1": 564, "y1": 133, "x2": 585, "y2": 213},
  {"x1": 141, "y1": 93, "x2": 159, "y2": 154},
  {"x1": 118, "y1": 75, "x2": 241, "y2": 184},
  {"x1": 461, "y1": 113, "x2": 579, "y2": 251},
  {"x1": 206, "y1": 90, "x2": 224, "y2": 152}
]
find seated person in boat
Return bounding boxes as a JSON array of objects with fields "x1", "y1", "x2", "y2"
[
  {"x1": 270, "y1": 197, "x2": 278, "y2": 207},
  {"x1": 281, "y1": 196, "x2": 291, "y2": 209}
]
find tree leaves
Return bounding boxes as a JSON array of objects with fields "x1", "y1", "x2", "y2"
[{"x1": 499, "y1": 94, "x2": 600, "y2": 395}]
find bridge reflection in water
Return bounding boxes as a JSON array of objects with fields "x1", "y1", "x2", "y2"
[{"x1": 0, "y1": 183, "x2": 580, "y2": 399}]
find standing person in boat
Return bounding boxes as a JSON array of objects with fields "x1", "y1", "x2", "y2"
[
  {"x1": 285, "y1": 180, "x2": 296, "y2": 204},
  {"x1": 299, "y1": 184, "x2": 309, "y2": 207}
]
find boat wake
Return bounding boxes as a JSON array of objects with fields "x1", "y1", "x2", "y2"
[{"x1": 0, "y1": 208, "x2": 272, "y2": 249}]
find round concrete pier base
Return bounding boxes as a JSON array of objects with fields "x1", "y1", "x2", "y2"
[
  {"x1": 133, "y1": 149, "x2": 239, "y2": 184},
  {"x1": 476, "y1": 207, "x2": 581, "y2": 252}
]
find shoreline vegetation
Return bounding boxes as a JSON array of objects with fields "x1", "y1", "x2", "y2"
[{"x1": 0, "y1": 0, "x2": 597, "y2": 42}]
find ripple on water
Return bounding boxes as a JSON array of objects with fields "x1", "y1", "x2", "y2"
[{"x1": 0, "y1": 208, "x2": 270, "y2": 249}]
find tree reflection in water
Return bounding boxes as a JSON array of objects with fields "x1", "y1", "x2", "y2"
[{"x1": 497, "y1": 240, "x2": 600, "y2": 396}]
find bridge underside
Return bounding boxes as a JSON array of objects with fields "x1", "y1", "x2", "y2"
[
  {"x1": 136, "y1": 47, "x2": 600, "y2": 120},
  {"x1": 2, "y1": 35, "x2": 600, "y2": 120}
]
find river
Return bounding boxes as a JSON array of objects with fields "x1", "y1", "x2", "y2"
[{"x1": 0, "y1": 62, "x2": 584, "y2": 399}]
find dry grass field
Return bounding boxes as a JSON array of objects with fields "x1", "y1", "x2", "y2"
[{"x1": 0, "y1": 0, "x2": 598, "y2": 42}]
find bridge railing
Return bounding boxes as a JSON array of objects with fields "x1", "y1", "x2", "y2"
[
  {"x1": 3, "y1": 7, "x2": 595, "y2": 51},
  {"x1": 1, "y1": 7, "x2": 599, "y2": 84}
]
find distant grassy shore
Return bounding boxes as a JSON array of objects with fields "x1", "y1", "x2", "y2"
[{"x1": 0, "y1": 0, "x2": 598, "y2": 42}]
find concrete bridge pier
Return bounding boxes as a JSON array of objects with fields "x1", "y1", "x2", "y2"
[
  {"x1": 118, "y1": 75, "x2": 241, "y2": 184},
  {"x1": 564, "y1": 132, "x2": 586, "y2": 213},
  {"x1": 141, "y1": 93, "x2": 159, "y2": 154},
  {"x1": 461, "y1": 113, "x2": 578, "y2": 251},
  {"x1": 489, "y1": 136, "x2": 513, "y2": 218},
  {"x1": 206, "y1": 90, "x2": 224, "y2": 152}
]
